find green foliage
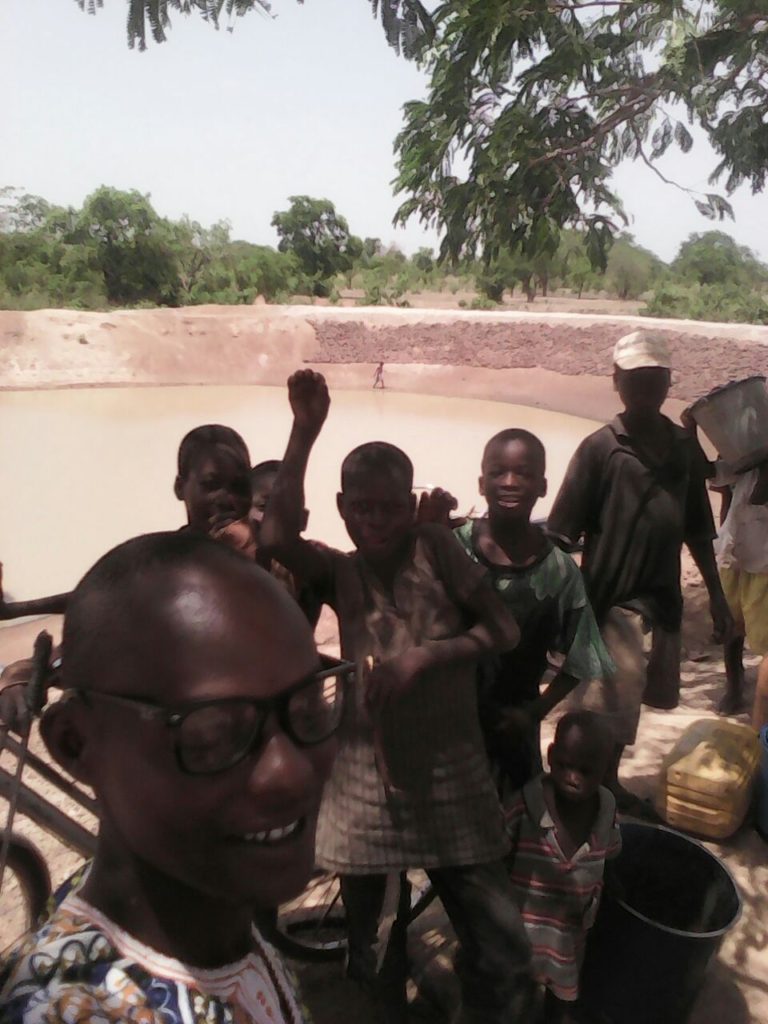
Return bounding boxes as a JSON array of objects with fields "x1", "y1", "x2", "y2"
[
  {"x1": 394, "y1": 2, "x2": 767, "y2": 268},
  {"x1": 469, "y1": 295, "x2": 497, "y2": 311},
  {"x1": 77, "y1": 187, "x2": 181, "y2": 305},
  {"x1": 0, "y1": 185, "x2": 302, "y2": 310},
  {"x1": 76, "y1": 1, "x2": 435, "y2": 55},
  {"x1": 606, "y1": 234, "x2": 664, "y2": 301},
  {"x1": 271, "y1": 196, "x2": 359, "y2": 296},
  {"x1": 671, "y1": 231, "x2": 767, "y2": 288},
  {"x1": 643, "y1": 282, "x2": 768, "y2": 324}
]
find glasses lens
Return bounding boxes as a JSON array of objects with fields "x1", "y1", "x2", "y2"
[
  {"x1": 288, "y1": 673, "x2": 344, "y2": 744},
  {"x1": 178, "y1": 702, "x2": 262, "y2": 773}
]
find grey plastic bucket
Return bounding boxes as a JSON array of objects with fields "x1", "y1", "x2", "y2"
[
  {"x1": 579, "y1": 822, "x2": 741, "y2": 1024},
  {"x1": 689, "y1": 376, "x2": 768, "y2": 472},
  {"x1": 757, "y1": 727, "x2": 768, "y2": 840}
]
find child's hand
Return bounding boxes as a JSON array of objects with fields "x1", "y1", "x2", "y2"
[
  {"x1": 288, "y1": 370, "x2": 330, "y2": 436},
  {"x1": 211, "y1": 517, "x2": 258, "y2": 560},
  {"x1": 416, "y1": 488, "x2": 467, "y2": 528},
  {"x1": 365, "y1": 648, "x2": 432, "y2": 716}
]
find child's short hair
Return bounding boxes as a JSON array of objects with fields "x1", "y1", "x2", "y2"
[
  {"x1": 554, "y1": 710, "x2": 613, "y2": 760},
  {"x1": 62, "y1": 532, "x2": 245, "y2": 693},
  {"x1": 250, "y1": 459, "x2": 282, "y2": 486},
  {"x1": 341, "y1": 442, "x2": 414, "y2": 491},
  {"x1": 177, "y1": 425, "x2": 250, "y2": 480},
  {"x1": 482, "y1": 429, "x2": 546, "y2": 473}
]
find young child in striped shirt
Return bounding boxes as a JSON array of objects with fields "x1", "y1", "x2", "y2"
[{"x1": 505, "y1": 711, "x2": 621, "y2": 1023}]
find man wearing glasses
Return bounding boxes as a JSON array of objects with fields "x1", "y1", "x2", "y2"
[{"x1": 0, "y1": 532, "x2": 349, "y2": 1024}]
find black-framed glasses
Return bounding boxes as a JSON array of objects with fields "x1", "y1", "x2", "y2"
[{"x1": 74, "y1": 658, "x2": 352, "y2": 776}]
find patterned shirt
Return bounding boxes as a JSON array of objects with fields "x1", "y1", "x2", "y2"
[
  {"x1": 0, "y1": 877, "x2": 309, "y2": 1024},
  {"x1": 454, "y1": 520, "x2": 612, "y2": 708},
  {"x1": 454, "y1": 521, "x2": 613, "y2": 790},
  {"x1": 505, "y1": 775, "x2": 621, "y2": 1002},
  {"x1": 312, "y1": 524, "x2": 510, "y2": 872}
]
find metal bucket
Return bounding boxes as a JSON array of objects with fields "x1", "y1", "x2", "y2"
[
  {"x1": 690, "y1": 376, "x2": 768, "y2": 472},
  {"x1": 579, "y1": 823, "x2": 741, "y2": 1024}
]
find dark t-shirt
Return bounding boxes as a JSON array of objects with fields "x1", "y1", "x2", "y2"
[{"x1": 547, "y1": 414, "x2": 715, "y2": 631}]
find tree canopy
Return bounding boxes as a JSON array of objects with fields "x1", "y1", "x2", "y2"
[
  {"x1": 271, "y1": 196, "x2": 362, "y2": 295},
  {"x1": 75, "y1": 1, "x2": 434, "y2": 55},
  {"x1": 394, "y1": 2, "x2": 767, "y2": 267},
  {"x1": 74, "y1": 3, "x2": 767, "y2": 270}
]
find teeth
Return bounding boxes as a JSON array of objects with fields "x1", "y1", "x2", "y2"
[{"x1": 241, "y1": 820, "x2": 302, "y2": 845}]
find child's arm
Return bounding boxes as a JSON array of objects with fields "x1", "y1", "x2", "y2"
[
  {"x1": 367, "y1": 532, "x2": 520, "y2": 713},
  {"x1": 259, "y1": 370, "x2": 331, "y2": 586}
]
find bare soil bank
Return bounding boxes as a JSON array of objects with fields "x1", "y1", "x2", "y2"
[{"x1": 311, "y1": 315, "x2": 768, "y2": 405}]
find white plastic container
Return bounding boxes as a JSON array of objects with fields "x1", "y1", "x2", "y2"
[{"x1": 690, "y1": 376, "x2": 768, "y2": 471}]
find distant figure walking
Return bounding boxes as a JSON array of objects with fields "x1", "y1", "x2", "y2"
[{"x1": 373, "y1": 361, "x2": 385, "y2": 389}]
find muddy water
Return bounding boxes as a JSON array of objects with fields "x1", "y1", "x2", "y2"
[{"x1": 0, "y1": 385, "x2": 600, "y2": 601}]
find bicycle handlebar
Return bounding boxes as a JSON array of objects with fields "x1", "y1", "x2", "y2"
[{"x1": 27, "y1": 631, "x2": 53, "y2": 717}]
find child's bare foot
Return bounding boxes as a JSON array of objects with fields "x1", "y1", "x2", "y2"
[{"x1": 717, "y1": 690, "x2": 747, "y2": 716}]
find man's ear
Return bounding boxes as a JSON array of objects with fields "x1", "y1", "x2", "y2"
[
  {"x1": 336, "y1": 492, "x2": 345, "y2": 519},
  {"x1": 39, "y1": 697, "x2": 93, "y2": 786},
  {"x1": 173, "y1": 476, "x2": 184, "y2": 501},
  {"x1": 301, "y1": 509, "x2": 309, "y2": 533},
  {"x1": 540, "y1": 476, "x2": 548, "y2": 500},
  {"x1": 546, "y1": 742, "x2": 555, "y2": 771},
  {"x1": 478, "y1": 474, "x2": 486, "y2": 499}
]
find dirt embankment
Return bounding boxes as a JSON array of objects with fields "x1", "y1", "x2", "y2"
[
  {"x1": 1, "y1": 305, "x2": 766, "y2": 412},
  {"x1": 311, "y1": 317, "x2": 768, "y2": 405}
]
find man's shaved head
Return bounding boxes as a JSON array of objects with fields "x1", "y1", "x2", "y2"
[
  {"x1": 61, "y1": 531, "x2": 307, "y2": 697},
  {"x1": 47, "y1": 531, "x2": 333, "y2": 918}
]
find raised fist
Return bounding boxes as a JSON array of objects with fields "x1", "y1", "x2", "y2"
[{"x1": 288, "y1": 369, "x2": 330, "y2": 435}]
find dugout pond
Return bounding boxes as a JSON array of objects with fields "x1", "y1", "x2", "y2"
[{"x1": 0, "y1": 384, "x2": 599, "y2": 602}]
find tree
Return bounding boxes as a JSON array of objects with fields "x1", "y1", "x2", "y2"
[
  {"x1": 272, "y1": 196, "x2": 358, "y2": 295},
  {"x1": 394, "y1": 3, "x2": 768, "y2": 268},
  {"x1": 606, "y1": 235, "x2": 663, "y2": 301},
  {"x1": 671, "y1": 231, "x2": 767, "y2": 288},
  {"x1": 76, "y1": 187, "x2": 181, "y2": 305},
  {"x1": 76, "y1": 1, "x2": 434, "y2": 55},
  {"x1": 557, "y1": 231, "x2": 599, "y2": 298},
  {"x1": 0, "y1": 188, "x2": 52, "y2": 233},
  {"x1": 413, "y1": 247, "x2": 434, "y2": 275}
]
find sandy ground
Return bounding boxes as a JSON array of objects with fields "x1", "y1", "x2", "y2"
[{"x1": 1, "y1": 559, "x2": 767, "y2": 1022}]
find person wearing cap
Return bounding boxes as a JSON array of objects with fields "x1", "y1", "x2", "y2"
[{"x1": 547, "y1": 330, "x2": 732, "y2": 814}]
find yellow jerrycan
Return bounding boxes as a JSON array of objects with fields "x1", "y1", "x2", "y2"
[{"x1": 655, "y1": 719, "x2": 760, "y2": 840}]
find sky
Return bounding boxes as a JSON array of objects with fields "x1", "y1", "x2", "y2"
[{"x1": 2, "y1": 0, "x2": 767, "y2": 263}]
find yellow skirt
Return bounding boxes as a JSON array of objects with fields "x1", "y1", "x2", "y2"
[{"x1": 720, "y1": 566, "x2": 768, "y2": 656}]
